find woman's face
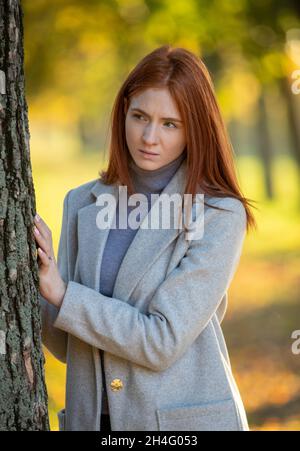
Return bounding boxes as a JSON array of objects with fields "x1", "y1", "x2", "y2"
[{"x1": 124, "y1": 87, "x2": 187, "y2": 171}]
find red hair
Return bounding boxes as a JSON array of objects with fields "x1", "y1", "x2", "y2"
[{"x1": 100, "y1": 45, "x2": 257, "y2": 232}]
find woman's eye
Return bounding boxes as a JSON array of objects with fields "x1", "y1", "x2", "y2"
[
  {"x1": 132, "y1": 114, "x2": 177, "y2": 129},
  {"x1": 164, "y1": 122, "x2": 177, "y2": 129},
  {"x1": 133, "y1": 113, "x2": 144, "y2": 120}
]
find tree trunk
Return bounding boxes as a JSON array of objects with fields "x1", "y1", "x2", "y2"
[
  {"x1": 257, "y1": 92, "x2": 274, "y2": 199},
  {"x1": 0, "y1": 0, "x2": 49, "y2": 430},
  {"x1": 279, "y1": 76, "x2": 300, "y2": 190}
]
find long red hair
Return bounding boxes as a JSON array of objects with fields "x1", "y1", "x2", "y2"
[{"x1": 100, "y1": 45, "x2": 257, "y2": 232}]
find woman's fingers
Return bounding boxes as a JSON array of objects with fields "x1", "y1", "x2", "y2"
[
  {"x1": 34, "y1": 214, "x2": 52, "y2": 241},
  {"x1": 37, "y1": 247, "x2": 51, "y2": 267},
  {"x1": 33, "y1": 226, "x2": 53, "y2": 255},
  {"x1": 33, "y1": 213, "x2": 54, "y2": 260}
]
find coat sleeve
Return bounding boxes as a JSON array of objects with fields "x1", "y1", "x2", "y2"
[
  {"x1": 39, "y1": 189, "x2": 73, "y2": 364},
  {"x1": 53, "y1": 197, "x2": 247, "y2": 372}
]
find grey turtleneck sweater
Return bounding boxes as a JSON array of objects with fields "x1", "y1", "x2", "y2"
[{"x1": 99, "y1": 151, "x2": 186, "y2": 415}]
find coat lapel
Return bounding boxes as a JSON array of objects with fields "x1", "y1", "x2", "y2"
[{"x1": 77, "y1": 159, "x2": 188, "y2": 302}]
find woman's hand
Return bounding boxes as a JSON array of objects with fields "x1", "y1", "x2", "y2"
[{"x1": 33, "y1": 213, "x2": 67, "y2": 308}]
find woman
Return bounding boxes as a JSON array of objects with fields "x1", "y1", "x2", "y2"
[{"x1": 35, "y1": 45, "x2": 257, "y2": 431}]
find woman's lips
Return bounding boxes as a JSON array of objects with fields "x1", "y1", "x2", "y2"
[{"x1": 138, "y1": 149, "x2": 159, "y2": 156}]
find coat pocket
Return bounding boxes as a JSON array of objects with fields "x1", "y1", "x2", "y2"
[
  {"x1": 156, "y1": 398, "x2": 241, "y2": 431},
  {"x1": 57, "y1": 408, "x2": 66, "y2": 431}
]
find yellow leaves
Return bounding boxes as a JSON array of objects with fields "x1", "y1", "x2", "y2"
[
  {"x1": 43, "y1": 347, "x2": 66, "y2": 431},
  {"x1": 54, "y1": 6, "x2": 85, "y2": 32},
  {"x1": 218, "y1": 68, "x2": 261, "y2": 122},
  {"x1": 236, "y1": 359, "x2": 300, "y2": 412},
  {"x1": 116, "y1": 0, "x2": 149, "y2": 23},
  {"x1": 285, "y1": 29, "x2": 300, "y2": 68}
]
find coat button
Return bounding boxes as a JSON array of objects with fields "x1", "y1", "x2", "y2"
[{"x1": 110, "y1": 378, "x2": 123, "y2": 391}]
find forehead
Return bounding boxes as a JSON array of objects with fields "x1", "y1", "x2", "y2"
[{"x1": 129, "y1": 88, "x2": 180, "y2": 115}]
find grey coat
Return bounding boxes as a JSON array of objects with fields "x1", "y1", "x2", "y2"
[{"x1": 40, "y1": 159, "x2": 250, "y2": 431}]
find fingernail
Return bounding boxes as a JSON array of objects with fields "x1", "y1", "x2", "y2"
[
  {"x1": 34, "y1": 226, "x2": 40, "y2": 235},
  {"x1": 35, "y1": 214, "x2": 40, "y2": 222}
]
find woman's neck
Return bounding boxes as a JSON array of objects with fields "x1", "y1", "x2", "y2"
[{"x1": 128, "y1": 151, "x2": 186, "y2": 195}]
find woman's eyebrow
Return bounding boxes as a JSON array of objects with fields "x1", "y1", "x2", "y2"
[{"x1": 130, "y1": 107, "x2": 183, "y2": 123}]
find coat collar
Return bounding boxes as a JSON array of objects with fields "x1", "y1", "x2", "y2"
[{"x1": 77, "y1": 158, "x2": 188, "y2": 301}]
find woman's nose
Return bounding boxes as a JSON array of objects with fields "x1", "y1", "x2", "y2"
[{"x1": 142, "y1": 123, "x2": 159, "y2": 144}]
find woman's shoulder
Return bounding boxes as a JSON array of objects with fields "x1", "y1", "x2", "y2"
[
  {"x1": 203, "y1": 194, "x2": 247, "y2": 231},
  {"x1": 205, "y1": 194, "x2": 245, "y2": 213},
  {"x1": 64, "y1": 177, "x2": 106, "y2": 211},
  {"x1": 69, "y1": 177, "x2": 100, "y2": 195}
]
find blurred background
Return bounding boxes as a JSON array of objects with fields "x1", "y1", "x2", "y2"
[{"x1": 22, "y1": 0, "x2": 300, "y2": 431}]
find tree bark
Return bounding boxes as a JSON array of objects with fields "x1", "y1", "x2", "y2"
[{"x1": 0, "y1": 0, "x2": 49, "y2": 430}]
